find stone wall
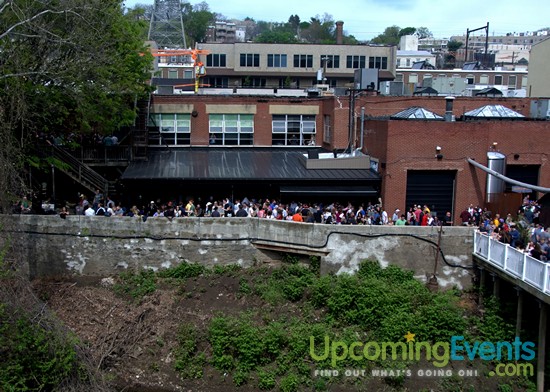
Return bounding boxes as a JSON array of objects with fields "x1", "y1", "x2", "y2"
[{"x1": 2, "y1": 215, "x2": 476, "y2": 289}]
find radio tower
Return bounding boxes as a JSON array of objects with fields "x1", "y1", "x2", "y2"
[{"x1": 148, "y1": 0, "x2": 187, "y2": 49}]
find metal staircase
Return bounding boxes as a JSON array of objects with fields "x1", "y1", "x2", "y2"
[
  {"x1": 48, "y1": 143, "x2": 112, "y2": 196},
  {"x1": 131, "y1": 95, "x2": 151, "y2": 160}
]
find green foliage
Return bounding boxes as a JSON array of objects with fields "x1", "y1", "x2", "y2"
[
  {"x1": 0, "y1": 307, "x2": 80, "y2": 391},
  {"x1": 158, "y1": 261, "x2": 206, "y2": 279},
  {"x1": 257, "y1": 369, "x2": 276, "y2": 390},
  {"x1": 213, "y1": 264, "x2": 242, "y2": 276},
  {"x1": 309, "y1": 256, "x2": 321, "y2": 274},
  {"x1": 174, "y1": 324, "x2": 205, "y2": 379},
  {"x1": 114, "y1": 269, "x2": 157, "y2": 301},
  {"x1": 173, "y1": 261, "x2": 527, "y2": 390},
  {"x1": 399, "y1": 27, "x2": 417, "y2": 37},
  {"x1": 475, "y1": 296, "x2": 514, "y2": 342},
  {"x1": 370, "y1": 25, "x2": 401, "y2": 45},
  {"x1": 254, "y1": 30, "x2": 298, "y2": 44},
  {"x1": 280, "y1": 373, "x2": 300, "y2": 392},
  {"x1": 182, "y1": 3, "x2": 215, "y2": 45},
  {"x1": 447, "y1": 40, "x2": 464, "y2": 52},
  {"x1": 238, "y1": 277, "x2": 252, "y2": 296}
]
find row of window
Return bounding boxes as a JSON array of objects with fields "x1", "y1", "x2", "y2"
[
  {"x1": 148, "y1": 114, "x2": 319, "y2": 146},
  {"x1": 203, "y1": 76, "x2": 338, "y2": 89},
  {"x1": 206, "y1": 53, "x2": 389, "y2": 70},
  {"x1": 400, "y1": 73, "x2": 527, "y2": 89}
]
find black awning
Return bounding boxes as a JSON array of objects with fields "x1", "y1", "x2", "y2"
[
  {"x1": 121, "y1": 148, "x2": 380, "y2": 182},
  {"x1": 280, "y1": 185, "x2": 377, "y2": 195}
]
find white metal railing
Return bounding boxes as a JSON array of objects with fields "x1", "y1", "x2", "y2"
[{"x1": 473, "y1": 231, "x2": 550, "y2": 295}]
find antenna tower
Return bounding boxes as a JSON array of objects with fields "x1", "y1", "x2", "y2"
[{"x1": 148, "y1": 0, "x2": 187, "y2": 48}]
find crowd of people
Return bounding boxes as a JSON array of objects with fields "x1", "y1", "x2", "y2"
[
  {"x1": 460, "y1": 197, "x2": 548, "y2": 262},
  {"x1": 13, "y1": 188, "x2": 548, "y2": 262},
  {"x1": 68, "y1": 190, "x2": 457, "y2": 227}
]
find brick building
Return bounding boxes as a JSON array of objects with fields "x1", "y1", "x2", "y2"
[
  {"x1": 359, "y1": 97, "x2": 550, "y2": 221},
  {"x1": 118, "y1": 93, "x2": 550, "y2": 224}
]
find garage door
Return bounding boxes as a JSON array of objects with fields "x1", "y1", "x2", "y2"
[{"x1": 406, "y1": 170, "x2": 456, "y2": 219}]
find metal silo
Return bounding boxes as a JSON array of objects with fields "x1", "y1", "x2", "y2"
[{"x1": 486, "y1": 151, "x2": 506, "y2": 203}]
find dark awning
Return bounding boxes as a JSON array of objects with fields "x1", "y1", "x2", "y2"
[
  {"x1": 280, "y1": 185, "x2": 377, "y2": 195},
  {"x1": 121, "y1": 148, "x2": 380, "y2": 182}
]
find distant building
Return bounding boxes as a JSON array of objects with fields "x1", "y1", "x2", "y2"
[
  {"x1": 527, "y1": 37, "x2": 550, "y2": 97},
  {"x1": 205, "y1": 21, "x2": 239, "y2": 43},
  {"x1": 187, "y1": 42, "x2": 396, "y2": 90},
  {"x1": 396, "y1": 36, "x2": 437, "y2": 69},
  {"x1": 450, "y1": 31, "x2": 549, "y2": 50},
  {"x1": 385, "y1": 68, "x2": 528, "y2": 97}
]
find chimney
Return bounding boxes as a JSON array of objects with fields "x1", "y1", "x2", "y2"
[
  {"x1": 336, "y1": 21, "x2": 344, "y2": 45},
  {"x1": 444, "y1": 96, "x2": 455, "y2": 122}
]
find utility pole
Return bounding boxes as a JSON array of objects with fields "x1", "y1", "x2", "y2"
[{"x1": 464, "y1": 22, "x2": 489, "y2": 67}]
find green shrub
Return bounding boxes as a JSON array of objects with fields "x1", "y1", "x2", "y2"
[
  {"x1": 174, "y1": 324, "x2": 205, "y2": 379},
  {"x1": 280, "y1": 373, "x2": 300, "y2": 392},
  {"x1": 0, "y1": 307, "x2": 80, "y2": 391},
  {"x1": 213, "y1": 264, "x2": 242, "y2": 276},
  {"x1": 113, "y1": 269, "x2": 156, "y2": 301},
  {"x1": 258, "y1": 370, "x2": 276, "y2": 390},
  {"x1": 158, "y1": 261, "x2": 205, "y2": 279}
]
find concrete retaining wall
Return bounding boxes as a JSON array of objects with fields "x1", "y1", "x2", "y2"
[{"x1": 2, "y1": 215, "x2": 476, "y2": 289}]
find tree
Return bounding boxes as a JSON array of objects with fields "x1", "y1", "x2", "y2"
[
  {"x1": 447, "y1": 40, "x2": 463, "y2": 52},
  {"x1": 370, "y1": 25, "x2": 401, "y2": 45},
  {"x1": 254, "y1": 30, "x2": 297, "y2": 44},
  {"x1": 416, "y1": 26, "x2": 433, "y2": 39},
  {"x1": 181, "y1": 2, "x2": 215, "y2": 45},
  {"x1": 0, "y1": 0, "x2": 153, "y2": 210},
  {"x1": 399, "y1": 27, "x2": 416, "y2": 37},
  {"x1": 300, "y1": 14, "x2": 335, "y2": 44}
]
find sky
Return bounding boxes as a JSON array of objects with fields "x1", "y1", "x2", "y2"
[{"x1": 123, "y1": 0, "x2": 549, "y2": 41}]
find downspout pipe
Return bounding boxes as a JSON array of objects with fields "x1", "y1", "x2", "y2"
[{"x1": 467, "y1": 158, "x2": 550, "y2": 193}]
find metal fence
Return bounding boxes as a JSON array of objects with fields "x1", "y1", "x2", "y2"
[{"x1": 473, "y1": 231, "x2": 550, "y2": 294}]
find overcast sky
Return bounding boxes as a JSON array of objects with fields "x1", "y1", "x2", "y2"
[{"x1": 123, "y1": 0, "x2": 549, "y2": 41}]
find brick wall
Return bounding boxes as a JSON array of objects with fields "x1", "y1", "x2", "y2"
[
  {"x1": 354, "y1": 95, "x2": 531, "y2": 117},
  {"x1": 365, "y1": 118, "x2": 550, "y2": 222}
]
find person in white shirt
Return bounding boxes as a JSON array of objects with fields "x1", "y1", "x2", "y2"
[{"x1": 84, "y1": 206, "x2": 95, "y2": 216}]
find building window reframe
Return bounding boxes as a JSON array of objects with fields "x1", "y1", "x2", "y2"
[
  {"x1": 271, "y1": 114, "x2": 316, "y2": 146},
  {"x1": 208, "y1": 114, "x2": 254, "y2": 146}
]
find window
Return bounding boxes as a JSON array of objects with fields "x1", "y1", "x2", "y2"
[
  {"x1": 494, "y1": 75, "x2": 503, "y2": 85},
  {"x1": 347, "y1": 55, "x2": 366, "y2": 69},
  {"x1": 184, "y1": 70, "x2": 193, "y2": 79},
  {"x1": 406, "y1": 58, "x2": 411, "y2": 67},
  {"x1": 209, "y1": 114, "x2": 253, "y2": 145},
  {"x1": 241, "y1": 77, "x2": 266, "y2": 87},
  {"x1": 206, "y1": 76, "x2": 229, "y2": 88},
  {"x1": 521, "y1": 76, "x2": 528, "y2": 88},
  {"x1": 396, "y1": 58, "x2": 401, "y2": 67},
  {"x1": 422, "y1": 74, "x2": 432, "y2": 82},
  {"x1": 206, "y1": 54, "x2": 227, "y2": 67},
  {"x1": 271, "y1": 114, "x2": 316, "y2": 146},
  {"x1": 293, "y1": 54, "x2": 313, "y2": 68},
  {"x1": 321, "y1": 55, "x2": 340, "y2": 68},
  {"x1": 395, "y1": 73, "x2": 403, "y2": 82},
  {"x1": 149, "y1": 114, "x2": 191, "y2": 146},
  {"x1": 168, "y1": 70, "x2": 178, "y2": 79},
  {"x1": 267, "y1": 54, "x2": 287, "y2": 68},
  {"x1": 466, "y1": 74, "x2": 475, "y2": 85},
  {"x1": 508, "y1": 75, "x2": 517, "y2": 89},
  {"x1": 408, "y1": 73, "x2": 418, "y2": 84},
  {"x1": 369, "y1": 56, "x2": 388, "y2": 69},
  {"x1": 240, "y1": 53, "x2": 259, "y2": 67},
  {"x1": 323, "y1": 115, "x2": 331, "y2": 144},
  {"x1": 480, "y1": 74, "x2": 489, "y2": 84}
]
